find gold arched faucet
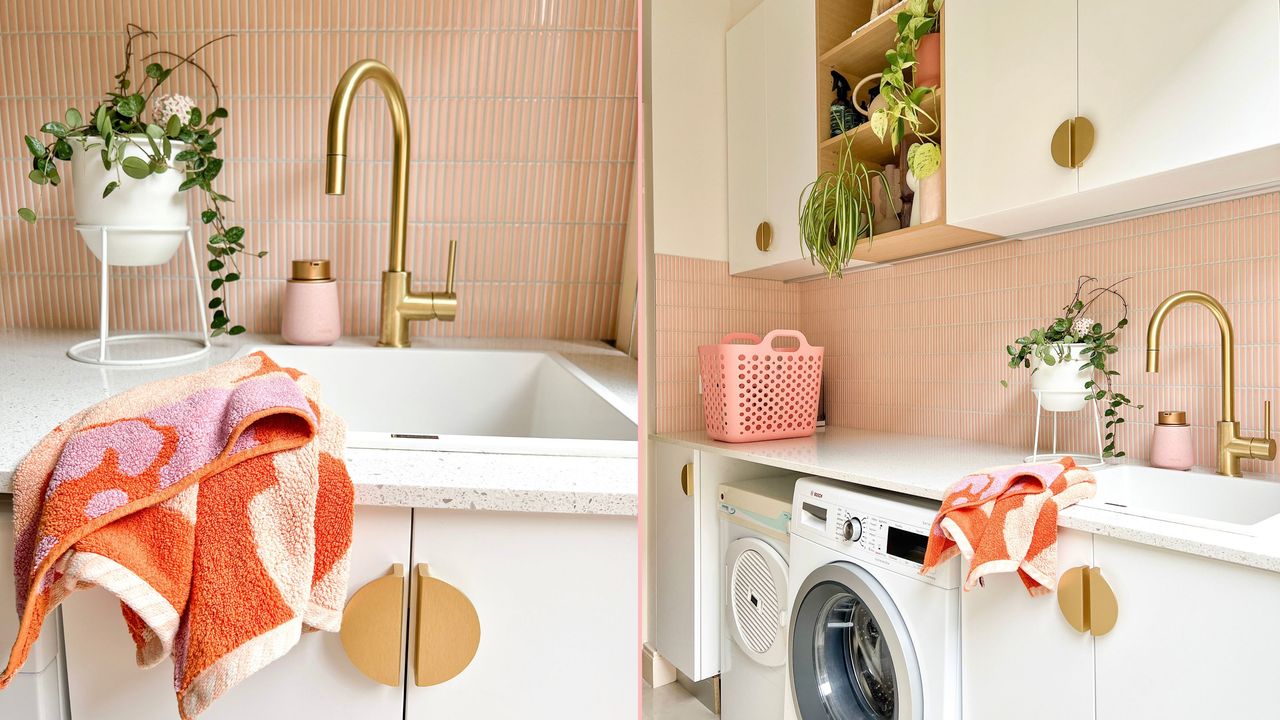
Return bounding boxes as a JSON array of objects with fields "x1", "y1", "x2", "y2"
[
  {"x1": 325, "y1": 59, "x2": 458, "y2": 347},
  {"x1": 1145, "y1": 291, "x2": 1274, "y2": 476}
]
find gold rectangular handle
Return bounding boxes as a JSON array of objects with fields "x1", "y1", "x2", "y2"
[
  {"x1": 414, "y1": 563, "x2": 481, "y2": 687},
  {"x1": 444, "y1": 239, "x2": 457, "y2": 295}
]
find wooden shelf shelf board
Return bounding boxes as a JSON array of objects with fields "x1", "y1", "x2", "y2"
[{"x1": 818, "y1": 0, "x2": 908, "y2": 79}]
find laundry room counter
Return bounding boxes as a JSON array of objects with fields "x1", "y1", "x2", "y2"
[{"x1": 656, "y1": 428, "x2": 1280, "y2": 572}]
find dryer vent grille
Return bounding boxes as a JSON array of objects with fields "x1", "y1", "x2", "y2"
[{"x1": 730, "y1": 548, "x2": 782, "y2": 656}]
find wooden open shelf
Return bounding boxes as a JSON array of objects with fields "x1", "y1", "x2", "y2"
[
  {"x1": 809, "y1": 2, "x2": 998, "y2": 268},
  {"x1": 818, "y1": 91, "x2": 940, "y2": 168},
  {"x1": 819, "y1": 0, "x2": 908, "y2": 78},
  {"x1": 847, "y1": 220, "x2": 995, "y2": 265}
]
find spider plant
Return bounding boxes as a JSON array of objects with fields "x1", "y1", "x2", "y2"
[{"x1": 797, "y1": 131, "x2": 893, "y2": 277}]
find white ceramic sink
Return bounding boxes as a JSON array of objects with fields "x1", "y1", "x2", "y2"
[
  {"x1": 1082, "y1": 464, "x2": 1280, "y2": 535},
  {"x1": 236, "y1": 344, "x2": 636, "y2": 457}
]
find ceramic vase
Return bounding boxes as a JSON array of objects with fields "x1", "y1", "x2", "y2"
[
  {"x1": 871, "y1": 165, "x2": 902, "y2": 232},
  {"x1": 914, "y1": 34, "x2": 941, "y2": 88},
  {"x1": 1030, "y1": 343, "x2": 1092, "y2": 412},
  {"x1": 70, "y1": 137, "x2": 189, "y2": 267}
]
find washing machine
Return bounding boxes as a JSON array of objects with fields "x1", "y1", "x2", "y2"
[
  {"x1": 719, "y1": 475, "x2": 797, "y2": 720},
  {"x1": 787, "y1": 478, "x2": 960, "y2": 720}
]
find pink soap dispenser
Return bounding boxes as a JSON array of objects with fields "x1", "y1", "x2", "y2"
[
  {"x1": 281, "y1": 259, "x2": 341, "y2": 345},
  {"x1": 1150, "y1": 410, "x2": 1194, "y2": 471}
]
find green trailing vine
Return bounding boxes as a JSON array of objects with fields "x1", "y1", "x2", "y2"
[
  {"x1": 17, "y1": 24, "x2": 261, "y2": 336},
  {"x1": 870, "y1": 0, "x2": 943, "y2": 180},
  {"x1": 1003, "y1": 276, "x2": 1144, "y2": 458}
]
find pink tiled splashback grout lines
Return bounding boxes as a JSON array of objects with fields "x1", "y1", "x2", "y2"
[
  {"x1": 656, "y1": 192, "x2": 1280, "y2": 475},
  {"x1": 0, "y1": 0, "x2": 637, "y2": 339}
]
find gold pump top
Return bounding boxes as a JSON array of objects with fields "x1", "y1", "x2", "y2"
[
  {"x1": 291, "y1": 259, "x2": 332, "y2": 282},
  {"x1": 1156, "y1": 410, "x2": 1187, "y2": 426}
]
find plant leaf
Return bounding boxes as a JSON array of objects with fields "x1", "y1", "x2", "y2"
[
  {"x1": 145, "y1": 123, "x2": 165, "y2": 140},
  {"x1": 102, "y1": 180, "x2": 119, "y2": 198},
  {"x1": 145, "y1": 62, "x2": 165, "y2": 79},
  {"x1": 166, "y1": 114, "x2": 182, "y2": 137},
  {"x1": 17, "y1": 207, "x2": 37, "y2": 223},
  {"x1": 24, "y1": 135, "x2": 46, "y2": 158},
  {"x1": 65, "y1": 108, "x2": 83, "y2": 127},
  {"x1": 40, "y1": 121, "x2": 69, "y2": 138},
  {"x1": 117, "y1": 94, "x2": 145, "y2": 118},
  {"x1": 120, "y1": 156, "x2": 152, "y2": 179}
]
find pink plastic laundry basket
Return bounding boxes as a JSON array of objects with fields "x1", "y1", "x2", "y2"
[{"x1": 698, "y1": 330, "x2": 824, "y2": 443}]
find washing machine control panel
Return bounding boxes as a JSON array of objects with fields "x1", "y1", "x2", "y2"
[{"x1": 797, "y1": 496, "x2": 934, "y2": 575}]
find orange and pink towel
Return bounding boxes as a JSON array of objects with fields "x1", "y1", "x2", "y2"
[
  {"x1": 921, "y1": 457, "x2": 1095, "y2": 596},
  {"x1": 0, "y1": 352, "x2": 353, "y2": 718}
]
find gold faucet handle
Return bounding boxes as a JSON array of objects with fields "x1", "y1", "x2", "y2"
[
  {"x1": 1254, "y1": 400, "x2": 1277, "y2": 461},
  {"x1": 445, "y1": 239, "x2": 457, "y2": 295},
  {"x1": 1266, "y1": 400, "x2": 1272, "y2": 440}
]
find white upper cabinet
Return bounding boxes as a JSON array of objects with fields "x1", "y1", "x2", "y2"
[
  {"x1": 727, "y1": 0, "x2": 817, "y2": 279},
  {"x1": 1077, "y1": 0, "x2": 1280, "y2": 191},
  {"x1": 947, "y1": 0, "x2": 1280, "y2": 238},
  {"x1": 944, "y1": 0, "x2": 1079, "y2": 227}
]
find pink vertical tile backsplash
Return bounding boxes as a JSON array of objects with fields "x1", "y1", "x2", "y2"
[
  {"x1": 657, "y1": 192, "x2": 1280, "y2": 475},
  {"x1": 0, "y1": 0, "x2": 637, "y2": 339}
]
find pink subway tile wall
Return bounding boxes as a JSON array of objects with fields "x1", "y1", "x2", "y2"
[
  {"x1": 654, "y1": 254, "x2": 801, "y2": 433},
  {"x1": 0, "y1": 0, "x2": 637, "y2": 339},
  {"x1": 657, "y1": 192, "x2": 1280, "y2": 474}
]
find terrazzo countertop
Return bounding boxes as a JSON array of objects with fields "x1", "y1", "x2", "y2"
[
  {"x1": 659, "y1": 428, "x2": 1280, "y2": 572},
  {"x1": 0, "y1": 329, "x2": 638, "y2": 516}
]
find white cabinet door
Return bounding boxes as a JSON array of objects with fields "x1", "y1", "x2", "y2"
[
  {"x1": 62, "y1": 506, "x2": 412, "y2": 720},
  {"x1": 945, "y1": 0, "x2": 1078, "y2": 231},
  {"x1": 726, "y1": 5, "x2": 770, "y2": 276},
  {"x1": 1077, "y1": 0, "x2": 1280, "y2": 191},
  {"x1": 726, "y1": 0, "x2": 817, "y2": 280},
  {"x1": 651, "y1": 440, "x2": 707, "y2": 678},
  {"x1": 1, "y1": 498, "x2": 67, "y2": 720},
  {"x1": 960, "y1": 528, "x2": 1095, "y2": 720},
  {"x1": 1092, "y1": 537, "x2": 1280, "y2": 719},
  {"x1": 405, "y1": 509, "x2": 636, "y2": 720},
  {"x1": 760, "y1": 0, "x2": 817, "y2": 275}
]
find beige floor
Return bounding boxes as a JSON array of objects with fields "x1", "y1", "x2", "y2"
[{"x1": 643, "y1": 682, "x2": 718, "y2": 720}]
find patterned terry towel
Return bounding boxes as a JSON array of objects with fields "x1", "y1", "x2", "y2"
[
  {"x1": 0, "y1": 352, "x2": 354, "y2": 718},
  {"x1": 920, "y1": 457, "x2": 1095, "y2": 596}
]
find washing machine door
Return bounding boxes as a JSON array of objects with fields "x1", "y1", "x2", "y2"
[{"x1": 789, "y1": 562, "x2": 921, "y2": 720}]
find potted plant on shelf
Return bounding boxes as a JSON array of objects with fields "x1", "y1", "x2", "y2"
[
  {"x1": 1003, "y1": 276, "x2": 1143, "y2": 459},
  {"x1": 797, "y1": 128, "x2": 894, "y2": 277},
  {"x1": 869, "y1": 0, "x2": 943, "y2": 189},
  {"x1": 16, "y1": 24, "x2": 259, "y2": 337}
]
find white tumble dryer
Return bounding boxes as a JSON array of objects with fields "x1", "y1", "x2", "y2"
[
  {"x1": 718, "y1": 475, "x2": 798, "y2": 720},
  {"x1": 788, "y1": 477, "x2": 960, "y2": 720}
]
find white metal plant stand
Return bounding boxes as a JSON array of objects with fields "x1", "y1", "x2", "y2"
[
  {"x1": 1025, "y1": 389, "x2": 1106, "y2": 469},
  {"x1": 66, "y1": 225, "x2": 211, "y2": 366}
]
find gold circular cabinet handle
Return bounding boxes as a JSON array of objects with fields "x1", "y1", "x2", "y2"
[
  {"x1": 1057, "y1": 565, "x2": 1118, "y2": 636},
  {"x1": 1051, "y1": 116, "x2": 1096, "y2": 169},
  {"x1": 340, "y1": 564, "x2": 406, "y2": 686},
  {"x1": 680, "y1": 462, "x2": 694, "y2": 497},
  {"x1": 755, "y1": 221, "x2": 773, "y2": 252},
  {"x1": 415, "y1": 563, "x2": 481, "y2": 687}
]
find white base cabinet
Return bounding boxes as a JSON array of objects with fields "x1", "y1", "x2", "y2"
[
  {"x1": 61, "y1": 505, "x2": 412, "y2": 720},
  {"x1": 405, "y1": 509, "x2": 637, "y2": 719},
  {"x1": 1, "y1": 499, "x2": 69, "y2": 720},
  {"x1": 962, "y1": 529, "x2": 1280, "y2": 719},
  {"x1": 1092, "y1": 537, "x2": 1280, "y2": 719},
  {"x1": 56, "y1": 505, "x2": 637, "y2": 720},
  {"x1": 960, "y1": 527, "x2": 1095, "y2": 720}
]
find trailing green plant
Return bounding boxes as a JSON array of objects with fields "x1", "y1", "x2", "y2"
[
  {"x1": 796, "y1": 125, "x2": 893, "y2": 277},
  {"x1": 1003, "y1": 276, "x2": 1144, "y2": 458},
  {"x1": 870, "y1": 0, "x2": 942, "y2": 180},
  {"x1": 17, "y1": 24, "x2": 260, "y2": 336}
]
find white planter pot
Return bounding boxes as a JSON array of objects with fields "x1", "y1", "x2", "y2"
[
  {"x1": 70, "y1": 137, "x2": 189, "y2": 267},
  {"x1": 1030, "y1": 342, "x2": 1093, "y2": 412}
]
